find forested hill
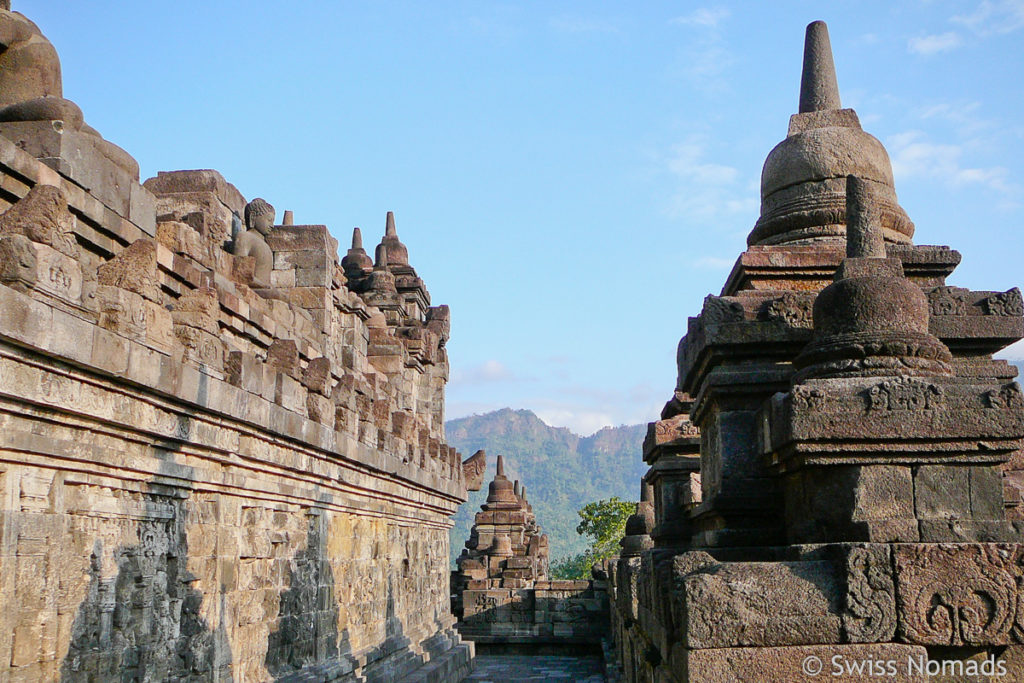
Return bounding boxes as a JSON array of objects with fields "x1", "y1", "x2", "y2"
[{"x1": 446, "y1": 408, "x2": 647, "y2": 565}]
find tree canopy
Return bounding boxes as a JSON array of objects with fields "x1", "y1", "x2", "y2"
[{"x1": 549, "y1": 496, "x2": 635, "y2": 579}]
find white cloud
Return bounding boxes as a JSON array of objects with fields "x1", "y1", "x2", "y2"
[
  {"x1": 668, "y1": 143, "x2": 737, "y2": 184},
  {"x1": 671, "y1": 7, "x2": 729, "y2": 28},
  {"x1": 448, "y1": 381, "x2": 670, "y2": 436},
  {"x1": 667, "y1": 7, "x2": 735, "y2": 88},
  {"x1": 534, "y1": 408, "x2": 617, "y2": 436},
  {"x1": 952, "y1": 0, "x2": 1024, "y2": 35},
  {"x1": 664, "y1": 139, "x2": 758, "y2": 219},
  {"x1": 451, "y1": 359, "x2": 517, "y2": 385},
  {"x1": 914, "y1": 101, "x2": 989, "y2": 136},
  {"x1": 888, "y1": 130, "x2": 1015, "y2": 195},
  {"x1": 908, "y1": 32, "x2": 963, "y2": 55}
]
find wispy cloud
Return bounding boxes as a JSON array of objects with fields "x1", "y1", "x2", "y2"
[
  {"x1": 670, "y1": 7, "x2": 729, "y2": 28},
  {"x1": 888, "y1": 130, "x2": 1015, "y2": 195},
  {"x1": 448, "y1": 379, "x2": 670, "y2": 436},
  {"x1": 952, "y1": 0, "x2": 1024, "y2": 36},
  {"x1": 451, "y1": 359, "x2": 518, "y2": 385},
  {"x1": 534, "y1": 407, "x2": 617, "y2": 436},
  {"x1": 668, "y1": 142, "x2": 737, "y2": 184},
  {"x1": 668, "y1": 7, "x2": 735, "y2": 89},
  {"x1": 913, "y1": 100, "x2": 994, "y2": 138},
  {"x1": 664, "y1": 138, "x2": 757, "y2": 219},
  {"x1": 549, "y1": 15, "x2": 619, "y2": 35},
  {"x1": 533, "y1": 383, "x2": 666, "y2": 435},
  {"x1": 908, "y1": 32, "x2": 962, "y2": 55}
]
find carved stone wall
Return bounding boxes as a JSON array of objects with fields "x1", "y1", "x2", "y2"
[{"x1": 0, "y1": 9, "x2": 477, "y2": 678}]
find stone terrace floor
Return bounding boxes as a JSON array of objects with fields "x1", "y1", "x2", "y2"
[{"x1": 462, "y1": 654, "x2": 606, "y2": 682}]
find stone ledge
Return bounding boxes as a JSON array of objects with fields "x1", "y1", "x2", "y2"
[{"x1": 0, "y1": 282, "x2": 466, "y2": 502}]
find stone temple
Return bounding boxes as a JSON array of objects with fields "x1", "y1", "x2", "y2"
[
  {"x1": 608, "y1": 20, "x2": 1024, "y2": 683},
  {"x1": 0, "y1": 6, "x2": 1022, "y2": 683}
]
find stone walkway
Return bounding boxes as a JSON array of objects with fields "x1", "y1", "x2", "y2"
[{"x1": 462, "y1": 654, "x2": 605, "y2": 682}]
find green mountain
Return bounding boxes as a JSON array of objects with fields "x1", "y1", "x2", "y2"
[{"x1": 446, "y1": 408, "x2": 648, "y2": 566}]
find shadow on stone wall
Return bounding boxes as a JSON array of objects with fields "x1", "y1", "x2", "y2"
[
  {"x1": 58, "y1": 412, "x2": 436, "y2": 682},
  {"x1": 266, "y1": 511, "x2": 348, "y2": 679},
  {"x1": 265, "y1": 511, "x2": 428, "y2": 683},
  {"x1": 60, "y1": 415, "x2": 233, "y2": 682}
]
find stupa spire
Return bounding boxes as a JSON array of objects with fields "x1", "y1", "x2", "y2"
[
  {"x1": 798, "y1": 21, "x2": 841, "y2": 113},
  {"x1": 496, "y1": 454, "x2": 505, "y2": 477},
  {"x1": 341, "y1": 227, "x2": 373, "y2": 280},
  {"x1": 379, "y1": 210, "x2": 409, "y2": 266}
]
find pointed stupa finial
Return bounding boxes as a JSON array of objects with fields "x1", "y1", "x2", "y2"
[
  {"x1": 496, "y1": 454, "x2": 505, "y2": 477},
  {"x1": 845, "y1": 175, "x2": 885, "y2": 259},
  {"x1": 341, "y1": 227, "x2": 373, "y2": 278},
  {"x1": 379, "y1": 211, "x2": 409, "y2": 266},
  {"x1": 514, "y1": 480, "x2": 521, "y2": 497},
  {"x1": 799, "y1": 21, "x2": 841, "y2": 113}
]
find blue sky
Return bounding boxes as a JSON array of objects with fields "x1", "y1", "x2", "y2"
[{"x1": 22, "y1": 1, "x2": 1024, "y2": 434}]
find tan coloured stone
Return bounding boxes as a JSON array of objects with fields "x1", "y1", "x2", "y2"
[
  {"x1": 29, "y1": 242, "x2": 82, "y2": 303},
  {"x1": 266, "y1": 338, "x2": 300, "y2": 377},
  {"x1": 302, "y1": 356, "x2": 332, "y2": 396},
  {"x1": 0, "y1": 184, "x2": 78, "y2": 258},
  {"x1": 0, "y1": 233, "x2": 37, "y2": 290},
  {"x1": 171, "y1": 285, "x2": 220, "y2": 334},
  {"x1": 95, "y1": 284, "x2": 146, "y2": 338},
  {"x1": 96, "y1": 238, "x2": 161, "y2": 302},
  {"x1": 0, "y1": 11, "x2": 463, "y2": 683}
]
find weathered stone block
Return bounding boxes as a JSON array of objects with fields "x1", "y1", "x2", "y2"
[
  {"x1": 785, "y1": 465, "x2": 917, "y2": 544},
  {"x1": 680, "y1": 560, "x2": 841, "y2": 648},
  {"x1": 266, "y1": 339, "x2": 300, "y2": 377},
  {"x1": 0, "y1": 233, "x2": 38, "y2": 291},
  {"x1": 26, "y1": 241, "x2": 82, "y2": 303},
  {"x1": 914, "y1": 465, "x2": 970, "y2": 519},
  {"x1": 96, "y1": 284, "x2": 146, "y2": 338},
  {"x1": 837, "y1": 544, "x2": 897, "y2": 643},
  {"x1": 96, "y1": 238, "x2": 161, "y2": 302},
  {"x1": 172, "y1": 325, "x2": 223, "y2": 371}
]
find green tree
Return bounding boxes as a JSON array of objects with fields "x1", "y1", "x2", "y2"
[{"x1": 549, "y1": 496, "x2": 635, "y2": 579}]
